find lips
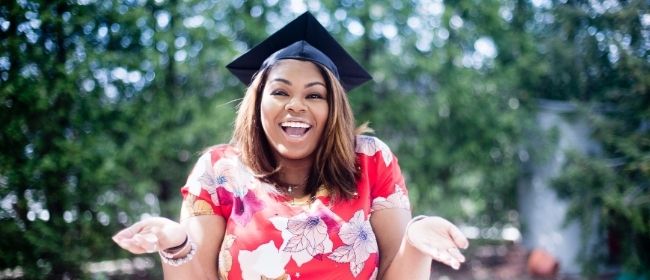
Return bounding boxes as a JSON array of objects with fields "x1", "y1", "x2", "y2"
[{"x1": 280, "y1": 121, "x2": 312, "y2": 137}]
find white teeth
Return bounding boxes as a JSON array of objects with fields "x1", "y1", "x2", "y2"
[{"x1": 281, "y1": 121, "x2": 311, "y2": 128}]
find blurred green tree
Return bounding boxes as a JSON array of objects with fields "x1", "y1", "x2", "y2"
[
  {"x1": 1, "y1": 0, "x2": 533, "y2": 277},
  {"x1": 539, "y1": 0, "x2": 649, "y2": 275},
  {"x1": 330, "y1": 0, "x2": 533, "y2": 232},
  {"x1": 2, "y1": 0, "x2": 645, "y2": 278},
  {"x1": 0, "y1": 0, "x2": 240, "y2": 277}
]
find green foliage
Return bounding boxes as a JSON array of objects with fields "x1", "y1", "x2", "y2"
[
  {"x1": 0, "y1": 0, "x2": 239, "y2": 277},
  {"x1": 552, "y1": 152, "x2": 615, "y2": 274},
  {"x1": 536, "y1": 0, "x2": 650, "y2": 276},
  {"x1": 553, "y1": 151, "x2": 650, "y2": 275},
  {"x1": 338, "y1": 0, "x2": 533, "y2": 231},
  {"x1": 1, "y1": 0, "x2": 646, "y2": 278}
]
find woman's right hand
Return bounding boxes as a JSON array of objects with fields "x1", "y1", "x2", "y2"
[{"x1": 112, "y1": 217, "x2": 187, "y2": 254}]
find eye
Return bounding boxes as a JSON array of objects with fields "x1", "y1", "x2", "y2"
[
  {"x1": 306, "y1": 92, "x2": 325, "y2": 99},
  {"x1": 270, "y1": 89, "x2": 288, "y2": 96}
]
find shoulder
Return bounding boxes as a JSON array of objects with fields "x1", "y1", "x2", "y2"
[
  {"x1": 355, "y1": 135, "x2": 394, "y2": 166},
  {"x1": 355, "y1": 135, "x2": 392, "y2": 154},
  {"x1": 200, "y1": 144, "x2": 239, "y2": 164}
]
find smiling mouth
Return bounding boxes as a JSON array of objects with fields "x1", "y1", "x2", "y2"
[{"x1": 281, "y1": 121, "x2": 312, "y2": 137}]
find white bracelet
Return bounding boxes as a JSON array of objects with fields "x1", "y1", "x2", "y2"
[
  {"x1": 405, "y1": 215, "x2": 427, "y2": 247},
  {"x1": 159, "y1": 238, "x2": 197, "y2": 266}
]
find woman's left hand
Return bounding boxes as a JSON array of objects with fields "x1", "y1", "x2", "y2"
[{"x1": 406, "y1": 216, "x2": 469, "y2": 269}]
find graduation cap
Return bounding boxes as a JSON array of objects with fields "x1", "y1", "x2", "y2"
[{"x1": 226, "y1": 12, "x2": 372, "y2": 92}]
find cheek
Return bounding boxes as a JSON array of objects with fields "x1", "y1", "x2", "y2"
[
  {"x1": 315, "y1": 103, "x2": 329, "y2": 126},
  {"x1": 259, "y1": 97, "x2": 275, "y2": 124},
  {"x1": 259, "y1": 100, "x2": 275, "y2": 137}
]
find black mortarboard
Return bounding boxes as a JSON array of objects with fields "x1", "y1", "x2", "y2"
[{"x1": 226, "y1": 12, "x2": 372, "y2": 92}]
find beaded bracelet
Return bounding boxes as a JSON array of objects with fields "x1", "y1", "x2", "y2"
[{"x1": 159, "y1": 236, "x2": 197, "y2": 266}]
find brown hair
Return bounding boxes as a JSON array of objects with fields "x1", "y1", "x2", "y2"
[{"x1": 231, "y1": 60, "x2": 364, "y2": 201}]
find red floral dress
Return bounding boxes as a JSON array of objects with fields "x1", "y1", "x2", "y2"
[{"x1": 181, "y1": 135, "x2": 411, "y2": 280}]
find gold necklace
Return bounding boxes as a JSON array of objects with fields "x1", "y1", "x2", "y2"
[
  {"x1": 283, "y1": 183, "x2": 314, "y2": 206},
  {"x1": 286, "y1": 185, "x2": 302, "y2": 204},
  {"x1": 290, "y1": 195, "x2": 316, "y2": 206}
]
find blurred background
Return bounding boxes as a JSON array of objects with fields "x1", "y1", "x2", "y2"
[{"x1": 0, "y1": 0, "x2": 648, "y2": 279}]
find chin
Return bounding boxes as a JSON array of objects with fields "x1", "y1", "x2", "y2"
[{"x1": 275, "y1": 147, "x2": 316, "y2": 161}]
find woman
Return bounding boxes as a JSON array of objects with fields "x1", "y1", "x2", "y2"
[{"x1": 113, "y1": 12, "x2": 468, "y2": 279}]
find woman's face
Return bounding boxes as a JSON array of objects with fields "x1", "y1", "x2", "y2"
[{"x1": 260, "y1": 59, "x2": 329, "y2": 162}]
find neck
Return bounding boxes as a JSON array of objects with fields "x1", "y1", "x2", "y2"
[{"x1": 276, "y1": 157, "x2": 312, "y2": 196}]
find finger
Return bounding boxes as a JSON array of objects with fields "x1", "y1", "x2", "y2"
[
  {"x1": 425, "y1": 247, "x2": 442, "y2": 260},
  {"x1": 112, "y1": 226, "x2": 138, "y2": 242},
  {"x1": 432, "y1": 250, "x2": 461, "y2": 270},
  {"x1": 115, "y1": 238, "x2": 150, "y2": 254},
  {"x1": 428, "y1": 249, "x2": 454, "y2": 269},
  {"x1": 139, "y1": 232, "x2": 159, "y2": 243},
  {"x1": 441, "y1": 257, "x2": 461, "y2": 270},
  {"x1": 113, "y1": 219, "x2": 152, "y2": 241},
  {"x1": 133, "y1": 233, "x2": 159, "y2": 253},
  {"x1": 448, "y1": 259, "x2": 461, "y2": 270},
  {"x1": 113, "y1": 237, "x2": 134, "y2": 251},
  {"x1": 448, "y1": 225, "x2": 469, "y2": 249},
  {"x1": 447, "y1": 247, "x2": 466, "y2": 263}
]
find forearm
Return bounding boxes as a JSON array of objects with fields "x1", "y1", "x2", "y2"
[
  {"x1": 162, "y1": 259, "x2": 216, "y2": 280},
  {"x1": 381, "y1": 236, "x2": 432, "y2": 280},
  {"x1": 161, "y1": 216, "x2": 223, "y2": 280},
  {"x1": 160, "y1": 240, "x2": 218, "y2": 280}
]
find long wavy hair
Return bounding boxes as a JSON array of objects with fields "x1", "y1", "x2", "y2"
[{"x1": 231, "y1": 60, "x2": 366, "y2": 201}]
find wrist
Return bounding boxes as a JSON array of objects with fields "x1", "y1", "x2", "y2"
[
  {"x1": 404, "y1": 215, "x2": 436, "y2": 261},
  {"x1": 159, "y1": 223, "x2": 187, "y2": 251},
  {"x1": 160, "y1": 234, "x2": 191, "y2": 258},
  {"x1": 405, "y1": 215, "x2": 427, "y2": 247},
  {"x1": 399, "y1": 218, "x2": 433, "y2": 262},
  {"x1": 159, "y1": 235, "x2": 197, "y2": 266},
  {"x1": 163, "y1": 235, "x2": 188, "y2": 254}
]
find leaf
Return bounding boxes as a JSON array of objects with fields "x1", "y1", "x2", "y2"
[{"x1": 328, "y1": 245, "x2": 355, "y2": 263}]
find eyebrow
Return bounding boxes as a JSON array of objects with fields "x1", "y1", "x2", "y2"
[
  {"x1": 271, "y1": 78, "x2": 292, "y2": 85},
  {"x1": 305, "y1": 81, "x2": 326, "y2": 88},
  {"x1": 270, "y1": 78, "x2": 325, "y2": 89}
]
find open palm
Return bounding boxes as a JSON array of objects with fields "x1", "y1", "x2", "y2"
[{"x1": 407, "y1": 216, "x2": 469, "y2": 269}]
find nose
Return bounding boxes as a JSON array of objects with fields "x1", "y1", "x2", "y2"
[{"x1": 285, "y1": 96, "x2": 307, "y2": 113}]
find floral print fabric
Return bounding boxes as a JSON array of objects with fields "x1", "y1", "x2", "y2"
[{"x1": 180, "y1": 136, "x2": 410, "y2": 279}]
